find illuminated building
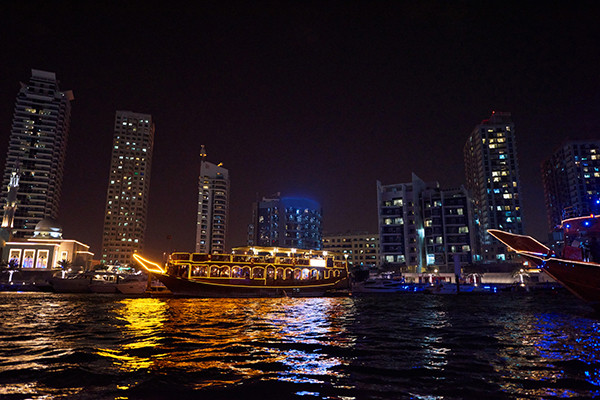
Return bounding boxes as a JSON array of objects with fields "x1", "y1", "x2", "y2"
[
  {"x1": 1, "y1": 69, "x2": 74, "y2": 238},
  {"x1": 2, "y1": 218, "x2": 94, "y2": 271},
  {"x1": 322, "y1": 232, "x2": 379, "y2": 269},
  {"x1": 542, "y1": 140, "x2": 600, "y2": 229},
  {"x1": 377, "y1": 174, "x2": 475, "y2": 272},
  {"x1": 247, "y1": 195, "x2": 322, "y2": 250},
  {"x1": 464, "y1": 112, "x2": 523, "y2": 263},
  {"x1": 101, "y1": 111, "x2": 154, "y2": 266},
  {"x1": 195, "y1": 146, "x2": 229, "y2": 254}
]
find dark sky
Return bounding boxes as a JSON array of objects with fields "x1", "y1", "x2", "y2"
[{"x1": 1, "y1": 2, "x2": 599, "y2": 260}]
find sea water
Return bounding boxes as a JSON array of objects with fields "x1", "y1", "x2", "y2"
[{"x1": 1, "y1": 290, "x2": 599, "y2": 399}]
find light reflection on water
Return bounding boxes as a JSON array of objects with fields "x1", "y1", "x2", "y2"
[
  {"x1": 101, "y1": 297, "x2": 356, "y2": 390},
  {"x1": 0, "y1": 291, "x2": 599, "y2": 399}
]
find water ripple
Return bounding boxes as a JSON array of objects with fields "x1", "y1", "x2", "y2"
[{"x1": 0, "y1": 291, "x2": 599, "y2": 399}]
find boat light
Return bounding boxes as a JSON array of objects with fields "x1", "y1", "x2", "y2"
[{"x1": 132, "y1": 254, "x2": 165, "y2": 273}]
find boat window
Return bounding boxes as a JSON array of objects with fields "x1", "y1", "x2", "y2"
[
  {"x1": 192, "y1": 253, "x2": 209, "y2": 262},
  {"x1": 231, "y1": 266, "x2": 241, "y2": 278},
  {"x1": 171, "y1": 253, "x2": 190, "y2": 261},
  {"x1": 198, "y1": 266, "x2": 208, "y2": 277},
  {"x1": 190, "y1": 266, "x2": 207, "y2": 277},
  {"x1": 179, "y1": 264, "x2": 189, "y2": 278},
  {"x1": 220, "y1": 266, "x2": 230, "y2": 277},
  {"x1": 327, "y1": 258, "x2": 333, "y2": 268},
  {"x1": 242, "y1": 267, "x2": 251, "y2": 278},
  {"x1": 311, "y1": 269, "x2": 318, "y2": 279},
  {"x1": 276, "y1": 268, "x2": 284, "y2": 280},
  {"x1": 210, "y1": 265, "x2": 220, "y2": 277},
  {"x1": 324, "y1": 270, "x2": 330, "y2": 279},
  {"x1": 252, "y1": 267, "x2": 264, "y2": 279},
  {"x1": 294, "y1": 269, "x2": 301, "y2": 280},
  {"x1": 301, "y1": 268, "x2": 310, "y2": 280},
  {"x1": 285, "y1": 268, "x2": 293, "y2": 280},
  {"x1": 266, "y1": 266, "x2": 275, "y2": 279}
]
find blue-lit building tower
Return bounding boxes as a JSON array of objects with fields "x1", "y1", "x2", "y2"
[{"x1": 247, "y1": 195, "x2": 322, "y2": 250}]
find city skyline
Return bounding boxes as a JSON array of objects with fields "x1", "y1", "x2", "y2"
[{"x1": 1, "y1": 3, "x2": 599, "y2": 260}]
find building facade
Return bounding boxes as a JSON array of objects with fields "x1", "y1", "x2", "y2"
[
  {"x1": 464, "y1": 112, "x2": 523, "y2": 262},
  {"x1": 377, "y1": 174, "x2": 476, "y2": 272},
  {"x1": 248, "y1": 195, "x2": 322, "y2": 250},
  {"x1": 322, "y1": 232, "x2": 379, "y2": 269},
  {"x1": 2, "y1": 218, "x2": 94, "y2": 271},
  {"x1": 101, "y1": 111, "x2": 154, "y2": 265},
  {"x1": 195, "y1": 146, "x2": 229, "y2": 254},
  {"x1": 1, "y1": 69, "x2": 74, "y2": 238},
  {"x1": 542, "y1": 140, "x2": 600, "y2": 229}
]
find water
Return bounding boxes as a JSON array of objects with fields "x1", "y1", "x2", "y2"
[{"x1": 1, "y1": 291, "x2": 599, "y2": 399}]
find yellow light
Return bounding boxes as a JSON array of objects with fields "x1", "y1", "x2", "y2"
[{"x1": 132, "y1": 254, "x2": 165, "y2": 273}]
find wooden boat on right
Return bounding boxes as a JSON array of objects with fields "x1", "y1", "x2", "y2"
[{"x1": 489, "y1": 214, "x2": 600, "y2": 310}]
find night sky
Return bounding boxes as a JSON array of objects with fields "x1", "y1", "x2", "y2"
[{"x1": 1, "y1": 2, "x2": 599, "y2": 260}]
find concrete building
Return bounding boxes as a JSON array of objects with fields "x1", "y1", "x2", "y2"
[
  {"x1": 248, "y1": 195, "x2": 322, "y2": 250},
  {"x1": 542, "y1": 140, "x2": 600, "y2": 230},
  {"x1": 322, "y1": 232, "x2": 379, "y2": 269},
  {"x1": 2, "y1": 218, "x2": 94, "y2": 271},
  {"x1": 101, "y1": 111, "x2": 154, "y2": 266},
  {"x1": 195, "y1": 146, "x2": 229, "y2": 254},
  {"x1": 464, "y1": 112, "x2": 523, "y2": 263},
  {"x1": 1, "y1": 69, "x2": 74, "y2": 238},
  {"x1": 377, "y1": 174, "x2": 476, "y2": 273}
]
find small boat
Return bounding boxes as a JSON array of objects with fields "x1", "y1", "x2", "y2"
[
  {"x1": 133, "y1": 246, "x2": 350, "y2": 297},
  {"x1": 489, "y1": 214, "x2": 600, "y2": 310},
  {"x1": 50, "y1": 269, "x2": 147, "y2": 294},
  {"x1": 352, "y1": 278, "x2": 425, "y2": 294},
  {"x1": 49, "y1": 272, "x2": 93, "y2": 293}
]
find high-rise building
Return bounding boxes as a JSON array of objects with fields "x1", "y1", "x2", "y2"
[
  {"x1": 542, "y1": 140, "x2": 600, "y2": 229},
  {"x1": 1, "y1": 69, "x2": 74, "y2": 238},
  {"x1": 322, "y1": 231, "x2": 379, "y2": 269},
  {"x1": 377, "y1": 174, "x2": 476, "y2": 272},
  {"x1": 464, "y1": 112, "x2": 523, "y2": 262},
  {"x1": 101, "y1": 111, "x2": 154, "y2": 265},
  {"x1": 248, "y1": 195, "x2": 322, "y2": 250},
  {"x1": 195, "y1": 146, "x2": 229, "y2": 254}
]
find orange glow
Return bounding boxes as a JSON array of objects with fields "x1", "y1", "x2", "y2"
[{"x1": 132, "y1": 253, "x2": 164, "y2": 273}]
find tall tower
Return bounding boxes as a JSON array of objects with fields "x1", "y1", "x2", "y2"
[
  {"x1": 464, "y1": 112, "x2": 523, "y2": 263},
  {"x1": 101, "y1": 111, "x2": 154, "y2": 265},
  {"x1": 195, "y1": 146, "x2": 229, "y2": 254},
  {"x1": 1, "y1": 69, "x2": 74, "y2": 237},
  {"x1": 542, "y1": 140, "x2": 600, "y2": 229}
]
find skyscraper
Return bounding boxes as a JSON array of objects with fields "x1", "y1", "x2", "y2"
[
  {"x1": 1, "y1": 69, "x2": 74, "y2": 238},
  {"x1": 377, "y1": 174, "x2": 475, "y2": 272},
  {"x1": 101, "y1": 111, "x2": 154, "y2": 265},
  {"x1": 464, "y1": 112, "x2": 523, "y2": 262},
  {"x1": 195, "y1": 146, "x2": 229, "y2": 254},
  {"x1": 248, "y1": 195, "x2": 322, "y2": 250},
  {"x1": 542, "y1": 140, "x2": 600, "y2": 229}
]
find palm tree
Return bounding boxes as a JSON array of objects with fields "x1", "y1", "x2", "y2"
[
  {"x1": 57, "y1": 259, "x2": 72, "y2": 278},
  {"x1": 6, "y1": 258, "x2": 20, "y2": 282}
]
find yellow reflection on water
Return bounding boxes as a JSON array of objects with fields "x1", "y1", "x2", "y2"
[
  {"x1": 98, "y1": 296, "x2": 356, "y2": 389},
  {"x1": 97, "y1": 297, "x2": 168, "y2": 371}
]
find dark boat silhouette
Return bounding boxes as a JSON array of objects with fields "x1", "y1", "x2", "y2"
[{"x1": 489, "y1": 215, "x2": 600, "y2": 310}]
